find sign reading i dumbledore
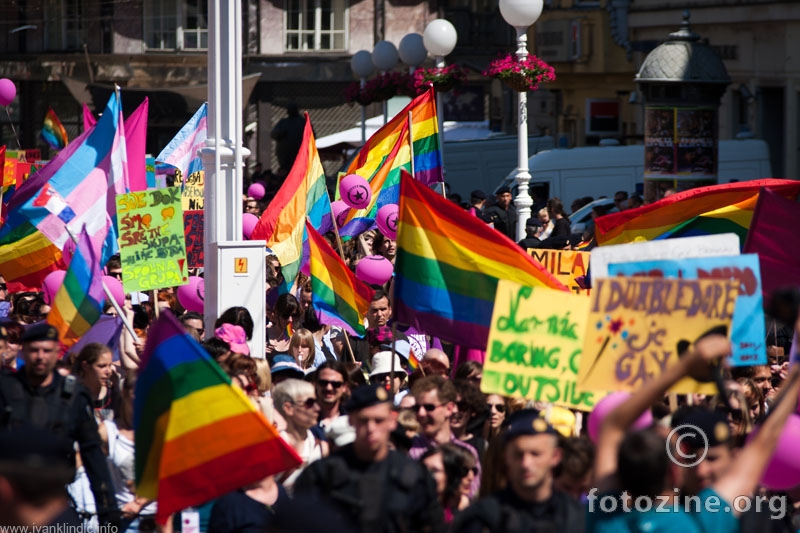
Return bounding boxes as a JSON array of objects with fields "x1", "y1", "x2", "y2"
[
  {"x1": 482, "y1": 280, "x2": 598, "y2": 411},
  {"x1": 578, "y1": 277, "x2": 738, "y2": 395}
]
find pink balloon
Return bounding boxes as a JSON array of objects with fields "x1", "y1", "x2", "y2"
[
  {"x1": 747, "y1": 413, "x2": 800, "y2": 490},
  {"x1": 41, "y1": 270, "x2": 67, "y2": 306},
  {"x1": 247, "y1": 182, "x2": 265, "y2": 200},
  {"x1": 587, "y1": 392, "x2": 653, "y2": 443},
  {"x1": 339, "y1": 174, "x2": 372, "y2": 210},
  {"x1": 102, "y1": 276, "x2": 126, "y2": 308},
  {"x1": 177, "y1": 276, "x2": 204, "y2": 313},
  {"x1": 0, "y1": 79, "x2": 16, "y2": 107},
  {"x1": 331, "y1": 200, "x2": 350, "y2": 228},
  {"x1": 376, "y1": 204, "x2": 399, "y2": 240},
  {"x1": 242, "y1": 213, "x2": 259, "y2": 239},
  {"x1": 355, "y1": 255, "x2": 394, "y2": 285}
]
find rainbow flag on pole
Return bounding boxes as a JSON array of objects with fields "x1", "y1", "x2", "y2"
[
  {"x1": 251, "y1": 114, "x2": 331, "y2": 287},
  {"x1": 306, "y1": 220, "x2": 374, "y2": 337},
  {"x1": 135, "y1": 312, "x2": 302, "y2": 524},
  {"x1": 46, "y1": 226, "x2": 105, "y2": 349},
  {"x1": 394, "y1": 171, "x2": 568, "y2": 350},
  {"x1": 339, "y1": 88, "x2": 442, "y2": 237},
  {"x1": 595, "y1": 179, "x2": 800, "y2": 246},
  {"x1": 41, "y1": 107, "x2": 69, "y2": 150}
]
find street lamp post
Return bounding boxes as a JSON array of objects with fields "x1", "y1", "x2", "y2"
[
  {"x1": 372, "y1": 40, "x2": 399, "y2": 125},
  {"x1": 351, "y1": 50, "x2": 375, "y2": 145},
  {"x1": 499, "y1": 0, "x2": 543, "y2": 241},
  {"x1": 423, "y1": 19, "x2": 458, "y2": 181}
]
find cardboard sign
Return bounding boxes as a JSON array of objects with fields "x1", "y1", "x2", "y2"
[
  {"x1": 578, "y1": 277, "x2": 738, "y2": 395},
  {"x1": 117, "y1": 187, "x2": 189, "y2": 293},
  {"x1": 182, "y1": 169, "x2": 204, "y2": 211},
  {"x1": 183, "y1": 210, "x2": 204, "y2": 268},
  {"x1": 528, "y1": 249, "x2": 591, "y2": 295},
  {"x1": 482, "y1": 280, "x2": 598, "y2": 411},
  {"x1": 590, "y1": 233, "x2": 740, "y2": 279},
  {"x1": 608, "y1": 254, "x2": 765, "y2": 366}
]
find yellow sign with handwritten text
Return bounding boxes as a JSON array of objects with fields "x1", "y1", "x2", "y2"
[
  {"x1": 528, "y1": 249, "x2": 590, "y2": 295},
  {"x1": 578, "y1": 277, "x2": 738, "y2": 395},
  {"x1": 482, "y1": 280, "x2": 599, "y2": 411}
]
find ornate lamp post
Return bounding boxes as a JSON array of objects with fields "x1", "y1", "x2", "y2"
[
  {"x1": 423, "y1": 19, "x2": 458, "y2": 180},
  {"x1": 351, "y1": 50, "x2": 375, "y2": 144},
  {"x1": 399, "y1": 33, "x2": 427, "y2": 74},
  {"x1": 372, "y1": 40, "x2": 399, "y2": 124},
  {"x1": 499, "y1": 0, "x2": 543, "y2": 240}
]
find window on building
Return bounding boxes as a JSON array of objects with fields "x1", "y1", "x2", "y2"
[
  {"x1": 144, "y1": 0, "x2": 208, "y2": 51},
  {"x1": 285, "y1": 0, "x2": 347, "y2": 52},
  {"x1": 44, "y1": 0, "x2": 86, "y2": 51}
]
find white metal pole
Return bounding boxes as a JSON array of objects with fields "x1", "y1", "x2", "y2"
[
  {"x1": 435, "y1": 56, "x2": 447, "y2": 182},
  {"x1": 513, "y1": 27, "x2": 533, "y2": 241},
  {"x1": 360, "y1": 78, "x2": 367, "y2": 144}
]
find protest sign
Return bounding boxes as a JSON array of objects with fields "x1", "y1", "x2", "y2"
[
  {"x1": 117, "y1": 187, "x2": 189, "y2": 293},
  {"x1": 182, "y1": 169, "x2": 204, "y2": 211},
  {"x1": 608, "y1": 254, "x2": 765, "y2": 366},
  {"x1": 145, "y1": 156, "x2": 156, "y2": 189},
  {"x1": 184, "y1": 210, "x2": 204, "y2": 268},
  {"x1": 579, "y1": 277, "x2": 738, "y2": 395},
  {"x1": 482, "y1": 280, "x2": 598, "y2": 410},
  {"x1": 528, "y1": 249, "x2": 590, "y2": 295},
  {"x1": 590, "y1": 233, "x2": 740, "y2": 279}
]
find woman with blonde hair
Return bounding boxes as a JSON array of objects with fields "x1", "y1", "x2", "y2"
[{"x1": 289, "y1": 328, "x2": 316, "y2": 370}]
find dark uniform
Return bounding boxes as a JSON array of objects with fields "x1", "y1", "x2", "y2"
[
  {"x1": 294, "y1": 384, "x2": 445, "y2": 533},
  {"x1": 0, "y1": 323, "x2": 118, "y2": 525},
  {"x1": 482, "y1": 186, "x2": 518, "y2": 240}
]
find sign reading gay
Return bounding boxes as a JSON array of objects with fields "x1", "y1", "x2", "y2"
[
  {"x1": 482, "y1": 280, "x2": 598, "y2": 411},
  {"x1": 117, "y1": 187, "x2": 189, "y2": 293},
  {"x1": 578, "y1": 277, "x2": 738, "y2": 395}
]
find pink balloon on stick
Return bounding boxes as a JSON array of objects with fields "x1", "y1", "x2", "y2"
[
  {"x1": 376, "y1": 204, "x2": 399, "y2": 240},
  {"x1": 247, "y1": 182, "x2": 265, "y2": 200},
  {"x1": 242, "y1": 213, "x2": 259, "y2": 239},
  {"x1": 177, "y1": 276, "x2": 204, "y2": 313},
  {"x1": 355, "y1": 255, "x2": 393, "y2": 285},
  {"x1": 331, "y1": 200, "x2": 350, "y2": 228},
  {"x1": 587, "y1": 392, "x2": 653, "y2": 443},
  {"x1": 41, "y1": 270, "x2": 67, "y2": 306},
  {"x1": 339, "y1": 174, "x2": 372, "y2": 210},
  {"x1": 0, "y1": 79, "x2": 16, "y2": 106},
  {"x1": 102, "y1": 276, "x2": 126, "y2": 308}
]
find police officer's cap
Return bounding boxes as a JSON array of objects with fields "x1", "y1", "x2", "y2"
[
  {"x1": 20, "y1": 322, "x2": 59, "y2": 343},
  {"x1": 496, "y1": 186, "x2": 512, "y2": 196},
  {"x1": 675, "y1": 409, "x2": 731, "y2": 448},
  {"x1": 470, "y1": 189, "x2": 487, "y2": 200},
  {"x1": 0, "y1": 425, "x2": 74, "y2": 470},
  {"x1": 525, "y1": 217, "x2": 543, "y2": 227},
  {"x1": 344, "y1": 383, "x2": 391, "y2": 412},
  {"x1": 504, "y1": 409, "x2": 558, "y2": 443}
]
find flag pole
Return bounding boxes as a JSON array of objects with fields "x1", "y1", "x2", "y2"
[
  {"x1": 407, "y1": 111, "x2": 415, "y2": 178},
  {"x1": 390, "y1": 322, "x2": 398, "y2": 402},
  {"x1": 429, "y1": 89, "x2": 448, "y2": 200}
]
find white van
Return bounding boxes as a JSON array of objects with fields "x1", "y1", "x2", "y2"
[{"x1": 493, "y1": 138, "x2": 773, "y2": 209}]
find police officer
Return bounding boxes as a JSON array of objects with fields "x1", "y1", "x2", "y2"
[
  {"x1": 482, "y1": 186, "x2": 518, "y2": 240},
  {"x1": 0, "y1": 323, "x2": 119, "y2": 527},
  {"x1": 294, "y1": 383, "x2": 445, "y2": 532},
  {"x1": 454, "y1": 409, "x2": 584, "y2": 532}
]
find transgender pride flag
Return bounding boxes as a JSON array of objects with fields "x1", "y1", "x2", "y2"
[
  {"x1": 14, "y1": 92, "x2": 128, "y2": 265},
  {"x1": 156, "y1": 103, "x2": 207, "y2": 180}
]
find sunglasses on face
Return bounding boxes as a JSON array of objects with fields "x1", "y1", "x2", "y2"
[
  {"x1": 295, "y1": 397, "x2": 318, "y2": 409},
  {"x1": 415, "y1": 403, "x2": 441, "y2": 413},
  {"x1": 0, "y1": 284, "x2": 7, "y2": 291},
  {"x1": 372, "y1": 373, "x2": 396, "y2": 382},
  {"x1": 109, "y1": 271, "x2": 123, "y2": 280},
  {"x1": 318, "y1": 379, "x2": 344, "y2": 390},
  {"x1": 459, "y1": 466, "x2": 479, "y2": 477},
  {"x1": 488, "y1": 403, "x2": 506, "y2": 413}
]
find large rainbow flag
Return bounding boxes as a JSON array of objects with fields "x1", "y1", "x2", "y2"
[
  {"x1": 250, "y1": 114, "x2": 331, "y2": 287},
  {"x1": 595, "y1": 179, "x2": 800, "y2": 246},
  {"x1": 306, "y1": 220, "x2": 374, "y2": 337},
  {"x1": 394, "y1": 172, "x2": 568, "y2": 350},
  {"x1": 46, "y1": 226, "x2": 105, "y2": 349},
  {"x1": 135, "y1": 312, "x2": 302, "y2": 524},
  {"x1": 339, "y1": 88, "x2": 442, "y2": 237}
]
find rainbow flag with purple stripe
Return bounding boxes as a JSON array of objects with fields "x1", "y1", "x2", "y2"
[
  {"x1": 46, "y1": 226, "x2": 105, "y2": 349},
  {"x1": 41, "y1": 107, "x2": 69, "y2": 150},
  {"x1": 135, "y1": 311, "x2": 302, "y2": 524}
]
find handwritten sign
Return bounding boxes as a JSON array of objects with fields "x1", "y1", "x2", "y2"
[
  {"x1": 529, "y1": 249, "x2": 590, "y2": 295},
  {"x1": 182, "y1": 170, "x2": 204, "y2": 211},
  {"x1": 183, "y1": 210, "x2": 204, "y2": 268},
  {"x1": 145, "y1": 156, "x2": 156, "y2": 189},
  {"x1": 608, "y1": 254, "x2": 765, "y2": 366},
  {"x1": 578, "y1": 277, "x2": 738, "y2": 395},
  {"x1": 482, "y1": 280, "x2": 598, "y2": 411},
  {"x1": 116, "y1": 187, "x2": 189, "y2": 293},
  {"x1": 590, "y1": 234, "x2": 740, "y2": 279}
]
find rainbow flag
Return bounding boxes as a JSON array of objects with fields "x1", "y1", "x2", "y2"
[
  {"x1": 251, "y1": 114, "x2": 331, "y2": 288},
  {"x1": 46, "y1": 226, "x2": 105, "y2": 349},
  {"x1": 595, "y1": 179, "x2": 800, "y2": 247},
  {"x1": 40, "y1": 107, "x2": 69, "y2": 150},
  {"x1": 339, "y1": 89, "x2": 442, "y2": 237},
  {"x1": 135, "y1": 312, "x2": 302, "y2": 524},
  {"x1": 395, "y1": 172, "x2": 568, "y2": 350},
  {"x1": 306, "y1": 220, "x2": 374, "y2": 336}
]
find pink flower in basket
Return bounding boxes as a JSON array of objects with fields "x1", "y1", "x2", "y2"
[{"x1": 483, "y1": 53, "x2": 556, "y2": 92}]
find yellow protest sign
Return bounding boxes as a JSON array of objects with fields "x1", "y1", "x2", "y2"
[
  {"x1": 181, "y1": 169, "x2": 204, "y2": 211},
  {"x1": 117, "y1": 187, "x2": 189, "y2": 293},
  {"x1": 528, "y1": 249, "x2": 590, "y2": 295},
  {"x1": 481, "y1": 280, "x2": 599, "y2": 411},
  {"x1": 578, "y1": 277, "x2": 738, "y2": 395}
]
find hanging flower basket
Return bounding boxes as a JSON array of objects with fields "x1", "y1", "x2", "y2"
[
  {"x1": 483, "y1": 53, "x2": 556, "y2": 92},
  {"x1": 345, "y1": 72, "x2": 413, "y2": 106},
  {"x1": 412, "y1": 64, "x2": 468, "y2": 95}
]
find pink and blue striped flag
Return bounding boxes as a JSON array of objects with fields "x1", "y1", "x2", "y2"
[
  {"x1": 47, "y1": 226, "x2": 106, "y2": 349},
  {"x1": 156, "y1": 103, "x2": 207, "y2": 181}
]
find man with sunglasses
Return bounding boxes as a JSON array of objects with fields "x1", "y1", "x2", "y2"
[
  {"x1": 314, "y1": 362, "x2": 352, "y2": 442},
  {"x1": 295, "y1": 383, "x2": 445, "y2": 532}
]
